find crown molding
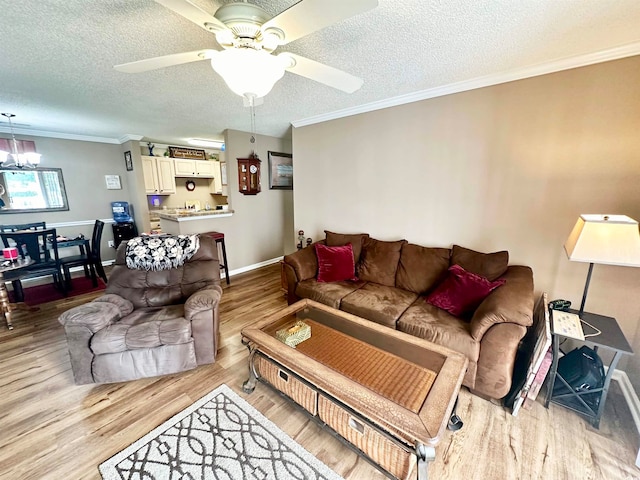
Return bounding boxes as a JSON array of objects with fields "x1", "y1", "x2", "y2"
[
  {"x1": 0, "y1": 125, "x2": 122, "y2": 144},
  {"x1": 292, "y1": 41, "x2": 640, "y2": 129},
  {"x1": 119, "y1": 134, "x2": 144, "y2": 144}
]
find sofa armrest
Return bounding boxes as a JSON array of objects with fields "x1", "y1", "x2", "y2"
[
  {"x1": 469, "y1": 265, "x2": 534, "y2": 341},
  {"x1": 283, "y1": 242, "x2": 322, "y2": 283},
  {"x1": 58, "y1": 301, "x2": 123, "y2": 385},
  {"x1": 93, "y1": 293, "x2": 134, "y2": 317},
  {"x1": 184, "y1": 285, "x2": 223, "y2": 320},
  {"x1": 58, "y1": 301, "x2": 122, "y2": 333},
  {"x1": 184, "y1": 285, "x2": 223, "y2": 365}
]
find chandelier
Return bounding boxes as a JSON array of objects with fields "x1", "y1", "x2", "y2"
[{"x1": 0, "y1": 113, "x2": 41, "y2": 168}]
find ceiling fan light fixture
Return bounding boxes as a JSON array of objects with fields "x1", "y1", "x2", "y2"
[{"x1": 210, "y1": 49, "x2": 287, "y2": 98}]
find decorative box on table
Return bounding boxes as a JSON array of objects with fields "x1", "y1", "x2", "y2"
[{"x1": 276, "y1": 321, "x2": 311, "y2": 348}]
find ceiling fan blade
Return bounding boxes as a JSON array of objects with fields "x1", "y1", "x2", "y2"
[
  {"x1": 279, "y1": 53, "x2": 363, "y2": 94},
  {"x1": 153, "y1": 0, "x2": 228, "y2": 32},
  {"x1": 114, "y1": 49, "x2": 217, "y2": 73},
  {"x1": 262, "y1": 0, "x2": 378, "y2": 45}
]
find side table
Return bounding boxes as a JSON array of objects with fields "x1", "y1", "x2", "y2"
[{"x1": 544, "y1": 309, "x2": 633, "y2": 428}]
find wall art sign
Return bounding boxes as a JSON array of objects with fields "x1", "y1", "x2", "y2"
[{"x1": 168, "y1": 146, "x2": 206, "y2": 160}]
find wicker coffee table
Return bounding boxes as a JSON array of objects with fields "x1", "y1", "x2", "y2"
[{"x1": 241, "y1": 299, "x2": 468, "y2": 480}]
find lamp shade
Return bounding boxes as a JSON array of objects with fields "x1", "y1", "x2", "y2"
[
  {"x1": 210, "y1": 49, "x2": 287, "y2": 99},
  {"x1": 564, "y1": 214, "x2": 640, "y2": 266}
]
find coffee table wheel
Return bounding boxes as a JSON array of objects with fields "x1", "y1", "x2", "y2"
[
  {"x1": 447, "y1": 413, "x2": 463, "y2": 431},
  {"x1": 416, "y1": 443, "x2": 436, "y2": 480},
  {"x1": 446, "y1": 395, "x2": 463, "y2": 431},
  {"x1": 242, "y1": 378, "x2": 256, "y2": 393}
]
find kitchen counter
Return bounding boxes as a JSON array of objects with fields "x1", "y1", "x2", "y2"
[
  {"x1": 159, "y1": 209, "x2": 233, "y2": 235},
  {"x1": 158, "y1": 209, "x2": 233, "y2": 222}
]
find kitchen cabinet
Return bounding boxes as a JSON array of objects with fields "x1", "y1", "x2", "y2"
[
  {"x1": 142, "y1": 156, "x2": 176, "y2": 195},
  {"x1": 208, "y1": 161, "x2": 223, "y2": 194},
  {"x1": 174, "y1": 158, "x2": 215, "y2": 178}
]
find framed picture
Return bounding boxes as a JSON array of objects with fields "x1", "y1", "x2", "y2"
[
  {"x1": 221, "y1": 162, "x2": 228, "y2": 186},
  {"x1": 105, "y1": 175, "x2": 122, "y2": 190},
  {"x1": 124, "y1": 151, "x2": 133, "y2": 171},
  {"x1": 268, "y1": 151, "x2": 293, "y2": 190}
]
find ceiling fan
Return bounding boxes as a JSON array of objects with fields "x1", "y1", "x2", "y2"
[{"x1": 115, "y1": 0, "x2": 378, "y2": 100}]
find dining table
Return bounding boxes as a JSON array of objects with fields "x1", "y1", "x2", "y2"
[
  {"x1": 0, "y1": 233, "x2": 89, "y2": 329},
  {"x1": 0, "y1": 258, "x2": 38, "y2": 330},
  {"x1": 56, "y1": 236, "x2": 90, "y2": 252}
]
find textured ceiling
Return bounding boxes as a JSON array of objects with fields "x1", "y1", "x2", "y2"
[{"x1": 1, "y1": 0, "x2": 640, "y2": 146}]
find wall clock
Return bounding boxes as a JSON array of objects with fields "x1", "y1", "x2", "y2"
[
  {"x1": 237, "y1": 158, "x2": 261, "y2": 195},
  {"x1": 185, "y1": 180, "x2": 196, "y2": 191}
]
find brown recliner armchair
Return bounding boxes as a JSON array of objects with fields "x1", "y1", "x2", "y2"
[{"x1": 59, "y1": 234, "x2": 222, "y2": 385}]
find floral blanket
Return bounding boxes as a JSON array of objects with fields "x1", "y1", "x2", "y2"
[{"x1": 125, "y1": 235, "x2": 200, "y2": 271}]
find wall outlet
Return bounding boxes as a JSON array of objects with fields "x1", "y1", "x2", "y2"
[{"x1": 108, "y1": 240, "x2": 115, "y2": 248}]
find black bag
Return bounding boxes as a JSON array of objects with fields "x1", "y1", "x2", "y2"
[{"x1": 553, "y1": 346, "x2": 604, "y2": 407}]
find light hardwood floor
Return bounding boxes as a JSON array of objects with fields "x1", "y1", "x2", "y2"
[{"x1": 0, "y1": 264, "x2": 638, "y2": 479}]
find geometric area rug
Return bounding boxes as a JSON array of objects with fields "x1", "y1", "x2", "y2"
[{"x1": 99, "y1": 384, "x2": 344, "y2": 480}]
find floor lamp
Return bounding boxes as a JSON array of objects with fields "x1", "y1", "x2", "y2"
[{"x1": 564, "y1": 214, "x2": 640, "y2": 318}]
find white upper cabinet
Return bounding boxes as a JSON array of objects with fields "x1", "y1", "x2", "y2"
[
  {"x1": 142, "y1": 156, "x2": 176, "y2": 195},
  {"x1": 174, "y1": 158, "x2": 215, "y2": 178}
]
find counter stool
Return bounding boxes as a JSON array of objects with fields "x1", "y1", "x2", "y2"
[{"x1": 202, "y1": 231, "x2": 229, "y2": 285}]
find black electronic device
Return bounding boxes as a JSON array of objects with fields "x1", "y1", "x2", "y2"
[
  {"x1": 549, "y1": 299, "x2": 571, "y2": 311},
  {"x1": 112, "y1": 222, "x2": 138, "y2": 249},
  {"x1": 553, "y1": 346, "x2": 604, "y2": 408}
]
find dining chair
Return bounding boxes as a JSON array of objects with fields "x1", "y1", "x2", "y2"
[
  {"x1": 60, "y1": 220, "x2": 107, "y2": 288},
  {"x1": 0, "y1": 222, "x2": 47, "y2": 232},
  {"x1": 0, "y1": 228, "x2": 66, "y2": 303},
  {"x1": 0, "y1": 222, "x2": 47, "y2": 249}
]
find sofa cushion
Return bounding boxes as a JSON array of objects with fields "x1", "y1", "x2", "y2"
[
  {"x1": 92, "y1": 343, "x2": 197, "y2": 384},
  {"x1": 451, "y1": 245, "x2": 509, "y2": 281},
  {"x1": 91, "y1": 317, "x2": 192, "y2": 354},
  {"x1": 397, "y1": 299, "x2": 479, "y2": 388},
  {"x1": 341, "y1": 283, "x2": 418, "y2": 328},
  {"x1": 296, "y1": 278, "x2": 366, "y2": 309},
  {"x1": 397, "y1": 299, "x2": 480, "y2": 363},
  {"x1": 395, "y1": 243, "x2": 450, "y2": 294},
  {"x1": 426, "y1": 265, "x2": 506, "y2": 317},
  {"x1": 315, "y1": 243, "x2": 358, "y2": 283},
  {"x1": 118, "y1": 304, "x2": 186, "y2": 325},
  {"x1": 358, "y1": 238, "x2": 407, "y2": 287},
  {"x1": 325, "y1": 230, "x2": 369, "y2": 264}
]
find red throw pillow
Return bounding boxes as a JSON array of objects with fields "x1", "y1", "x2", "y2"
[
  {"x1": 315, "y1": 243, "x2": 358, "y2": 283},
  {"x1": 426, "y1": 264, "x2": 505, "y2": 317}
]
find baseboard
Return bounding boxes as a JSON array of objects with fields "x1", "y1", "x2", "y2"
[
  {"x1": 19, "y1": 257, "x2": 280, "y2": 286},
  {"x1": 226, "y1": 257, "x2": 282, "y2": 278},
  {"x1": 613, "y1": 370, "x2": 640, "y2": 436}
]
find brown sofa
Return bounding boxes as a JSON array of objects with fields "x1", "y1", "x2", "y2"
[
  {"x1": 59, "y1": 234, "x2": 222, "y2": 384},
  {"x1": 281, "y1": 231, "x2": 534, "y2": 400}
]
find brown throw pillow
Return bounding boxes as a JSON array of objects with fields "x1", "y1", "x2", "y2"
[
  {"x1": 324, "y1": 230, "x2": 369, "y2": 264},
  {"x1": 357, "y1": 238, "x2": 407, "y2": 287},
  {"x1": 395, "y1": 243, "x2": 451, "y2": 294},
  {"x1": 451, "y1": 245, "x2": 509, "y2": 281}
]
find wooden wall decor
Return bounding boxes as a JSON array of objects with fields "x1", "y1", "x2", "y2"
[{"x1": 237, "y1": 157, "x2": 261, "y2": 195}]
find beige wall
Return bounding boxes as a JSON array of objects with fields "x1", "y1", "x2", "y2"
[
  {"x1": 0, "y1": 131, "x2": 294, "y2": 272},
  {"x1": 203, "y1": 129, "x2": 292, "y2": 271},
  {"x1": 0, "y1": 136, "x2": 135, "y2": 261},
  {"x1": 293, "y1": 56, "x2": 640, "y2": 387}
]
